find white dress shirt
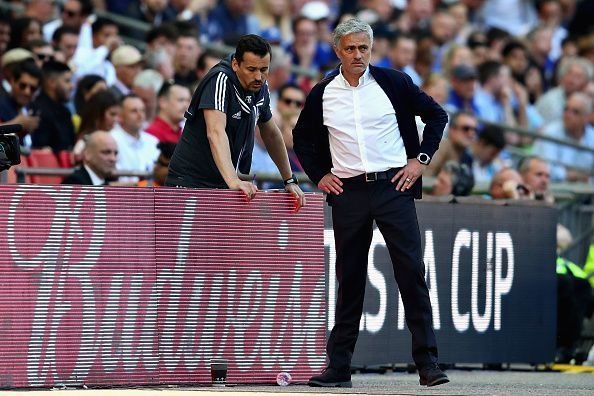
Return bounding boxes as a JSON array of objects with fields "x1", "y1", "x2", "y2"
[
  {"x1": 84, "y1": 164, "x2": 105, "y2": 185},
  {"x1": 322, "y1": 67, "x2": 407, "y2": 178},
  {"x1": 111, "y1": 124, "x2": 160, "y2": 181}
]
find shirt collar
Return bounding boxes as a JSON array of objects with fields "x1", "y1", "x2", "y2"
[
  {"x1": 338, "y1": 65, "x2": 371, "y2": 87},
  {"x1": 84, "y1": 164, "x2": 105, "y2": 185}
]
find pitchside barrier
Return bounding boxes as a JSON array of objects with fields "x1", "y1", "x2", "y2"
[
  {"x1": 0, "y1": 185, "x2": 326, "y2": 388},
  {"x1": 326, "y1": 199, "x2": 558, "y2": 367}
]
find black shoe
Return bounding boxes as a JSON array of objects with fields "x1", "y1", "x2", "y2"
[
  {"x1": 308, "y1": 367, "x2": 352, "y2": 388},
  {"x1": 419, "y1": 363, "x2": 449, "y2": 387}
]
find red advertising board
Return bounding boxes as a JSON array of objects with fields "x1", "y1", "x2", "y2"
[{"x1": 0, "y1": 185, "x2": 326, "y2": 387}]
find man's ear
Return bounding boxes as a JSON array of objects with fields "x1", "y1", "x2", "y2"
[{"x1": 231, "y1": 57, "x2": 239, "y2": 72}]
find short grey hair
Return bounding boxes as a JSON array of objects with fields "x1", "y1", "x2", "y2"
[
  {"x1": 557, "y1": 56, "x2": 594, "y2": 82},
  {"x1": 133, "y1": 69, "x2": 164, "y2": 93},
  {"x1": 332, "y1": 18, "x2": 373, "y2": 47},
  {"x1": 567, "y1": 91, "x2": 593, "y2": 114}
]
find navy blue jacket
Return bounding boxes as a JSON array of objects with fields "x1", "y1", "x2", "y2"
[{"x1": 293, "y1": 65, "x2": 447, "y2": 199}]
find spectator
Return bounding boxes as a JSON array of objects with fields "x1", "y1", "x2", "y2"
[
  {"x1": 31, "y1": 60, "x2": 75, "y2": 152},
  {"x1": 205, "y1": 0, "x2": 260, "y2": 44},
  {"x1": 0, "y1": 16, "x2": 11, "y2": 60},
  {"x1": 442, "y1": 44, "x2": 474, "y2": 79},
  {"x1": 253, "y1": 0, "x2": 293, "y2": 44},
  {"x1": 1, "y1": 49, "x2": 35, "y2": 96},
  {"x1": 479, "y1": 0, "x2": 537, "y2": 37},
  {"x1": 62, "y1": 130, "x2": 118, "y2": 185},
  {"x1": 447, "y1": 1, "x2": 474, "y2": 45},
  {"x1": 111, "y1": 94, "x2": 160, "y2": 180},
  {"x1": 73, "y1": 74, "x2": 108, "y2": 129},
  {"x1": 122, "y1": 0, "x2": 177, "y2": 41},
  {"x1": 0, "y1": 60, "x2": 42, "y2": 147},
  {"x1": 526, "y1": 25, "x2": 555, "y2": 87},
  {"x1": 132, "y1": 69, "x2": 164, "y2": 125},
  {"x1": 72, "y1": 17, "x2": 120, "y2": 85},
  {"x1": 173, "y1": 31, "x2": 202, "y2": 87},
  {"x1": 43, "y1": 0, "x2": 94, "y2": 53},
  {"x1": 535, "y1": 92, "x2": 594, "y2": 182},
  {"x1": 52, "y1": 26, "x2": 80, "y2": 64},
  {"x1": 426, "y1": 111, "x2": 477, "y2": 177},
  {"x1": 137, "y1": 141, "x2": 177, "y2": 187},
  {"x1": 25, "y1": 39, "x2": 58, "y2": 67},
  {"x1": 145, "y1": 81, "x2": 191, "y2": 143},
  {"x1": 144, "y1": 47, "x2": 175, "y2": 81},
  {"x1": 145, "y1": 23, "x2": 179, "y2": 58},
  {"x1": 265, "y1": 46, "x2": 291, "y2": 109},
  {"x1": 110, "y1": 45, "x2": 144, "y2": 99},
  {"x1": 24, "y1": 0, "x2": 58, "y2": 25},
  {"x1": 430, "y1": 11, "x2": 457, "y2": 73},
  {"x1": 536, "y1": 0, "x2": 568, "y2": 61},
  {"x1": 195, "y1": 49, "x2": 222, "y2": 85},
  {"x1": 387, "y1": 33, "x2": 422, "y2": 86},
  {"x1": 518, "y1": 155, "x2": 554, "y2": 203},
  {"x1": 430, "y1": 160, "x2": 475, "y2": 197},
  {"x1": 466, "y1": 30, "x2": 489, "y2": 65},
  {"x1": 470, "y1": 124, "x2": 506, "y2": 185},
  {"x1": 535, "y1": 57, "x2": 593, "y2": 124},
  {"x1": 489, "y1": 167, "x2": 533, "y2": 200},
  {"x1": 502, "y1": 40, "x2": 543, "y2": 104},
  {"x1": 395, "y1": 0, "x2": 434, "y2": 32},
  {"x1": 422, "y1": 73, "x2": 449, "y2": 106},
  {"x1": 445, "y1": 64, "x2": 480, "y2": 114},
  {"x1": 8, "y1": 16, "x2": 42, "y2": 51}
]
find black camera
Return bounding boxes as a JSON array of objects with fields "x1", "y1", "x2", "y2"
[{"x1": 0, "y1": 124, "x2": 22, "y2": 172}]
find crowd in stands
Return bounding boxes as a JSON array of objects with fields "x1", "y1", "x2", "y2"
[{"x1": 0, "y1": 0, "x2": 593, "y2": 365}]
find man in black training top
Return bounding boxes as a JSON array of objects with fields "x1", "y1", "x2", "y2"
[{"x1": 166, "y1": 34, "x2": 305, "y2": 207}]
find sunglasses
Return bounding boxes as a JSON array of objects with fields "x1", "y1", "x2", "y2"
[
  {"x1": 17, "y1": 81, "x2": 38, "y2": 91},
  {"x1": 454, "y1": 124, "x2": 477, "y2": 133},
  {"x1": 63, "y1": 9, "x2": 80, "y2": 18},
  {"x1": 281, "y1": 97, "x2": 304, "y2": 107},
  {"x1": 35, "y1": 53, "x2": 54, "y2": 62}
]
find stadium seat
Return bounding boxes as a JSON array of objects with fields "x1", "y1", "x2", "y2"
[
  {"x1": 28, "y1": 149, "x2": 63, "y2": 184},
  {"x1": 56, "y1": 150, "x2": 73, "y2": 168}
]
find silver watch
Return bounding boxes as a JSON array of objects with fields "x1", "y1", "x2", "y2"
[{"x1": 416, "y1": 153, "x2": 431, "y2": 165}]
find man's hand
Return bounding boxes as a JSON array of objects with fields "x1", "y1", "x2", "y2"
[
  {"x1": 318, "y1": 173, "x2": 343, "y2": 195},
  {"x1": 285, "y1": 183, "x2": 306, "y2": 211},
  {"x1": 392, "y1": 159, "x2": 426, "y2": 191},
  {"x1": 229, "y1": 179, "x2": 258, "y2": 201}
]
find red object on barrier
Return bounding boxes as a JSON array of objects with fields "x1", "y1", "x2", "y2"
[{"x1": 0, "y1": 185, "x2": 326, "y2": 388}]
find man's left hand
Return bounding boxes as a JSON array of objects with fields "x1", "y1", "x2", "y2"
[
  {"x1": 285, "y1": 183, "x2": 306, "y2": 211},
  {"x1": 392, "y1": 158, "x2": 426, "y2": 191}
]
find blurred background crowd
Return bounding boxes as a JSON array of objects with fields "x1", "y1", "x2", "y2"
[{"x1": 0, "y1": 0, "x2": 594, "y2": 364}]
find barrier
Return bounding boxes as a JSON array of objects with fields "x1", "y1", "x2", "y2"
[
  {"x1": 324, "y1": 200, "x2": 558, "y2": 366},
  {"x1": 0, "y1": 185, "x2": 326, "y2": 388}
]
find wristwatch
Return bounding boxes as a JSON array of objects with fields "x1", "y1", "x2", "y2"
[
  {"x1": 283, "y1": 174, "x2": 299, "y2": 186},
  {"x1": 416, "y1": 153, "x2": 431, "y2": 165}
]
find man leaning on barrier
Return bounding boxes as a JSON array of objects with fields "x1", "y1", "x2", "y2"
[{"x1": 166, "y1": 34, "x2": 305, "y2": 208}]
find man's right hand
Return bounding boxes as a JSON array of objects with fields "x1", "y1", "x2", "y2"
[
  {"x1": 229, "y1": 179, "x2": 258, "y2": 201},
  {"x1": 318, "y1": 173, "x2": 343, "y2": 195},
  {"x1": 13, "y1": 113, "x2": 40, "y2": 133}
]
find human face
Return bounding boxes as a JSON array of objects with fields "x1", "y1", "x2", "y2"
[
  {"x1": 0, "y1": 23, "x2": 10, "y2": 53},
  {"x1": 33, "y1": 45, "x2": 55, "y2": 67},
  {"x1": 391, "y1": 37, "x2": 416, "y2": 69},
  {"x1": 95, "y1": 25, "x2": 119, "y2": 47},
  {"x1": 232, "y1": 51, "x2": 270, "y2": 92},
  {"x1": 11, "y1": 73, "x2": 40, "y2": 107},
  {"x1": 100, "y1": 105, "x2": 121, "y2": 131},
  {"x1": 294, "y1": 18, "x2": 317, "y2": 46},
  {"x1": 57, "y1": 32, "x2": 79, "y2": 61},
  {"x1": 162, "y1": 85, "x2": 191, "y2": 124},
  {"x1": 117, "y1": 62, "x2": 142, "y2": 88},
  {"x1": 175, "y1": 36, "x2": 201, "y2": 70},
  {"x1": 24, "y1": 20, "x2": 42, "y2": 44},
  {"x1": 451, "y1": 77, "x2": 476, "y2": 100},
  {"x1": 62, "y1": 0, "x2": 84, "y2": 29},
  {"x1": 561, "y1": 64, "x2": 590, "y2": 95},
  {"x1": 334, "y1": 32, "x2": 372, "y2": 85},
  {"x1": 474, "y1": 141, "x2": 501, "y2": 166},
  {"x1": 55, "y1": 71, "x2": 74, "y2": 102},
  {"x1": 153, "y1": 153, "x2": 170, "y2": 186},
  {"x1": 523, "y1": 159, "x2": 550, "y2": 194},
  {"x1": 121, "y1": 97, "x2": 146, "y2": 134},
  {"x1": 563, "y1": 96, "x2": 588, "y2": 133},
  {"x1": 278, "y1": 87, "x2": 305, "y2": 115},
  {"x1": 85, "y1": 134, "x2": 118, "y2": 179},
  {"x1": 449, "y1": 115, "x2": 477, "y2": 148}
]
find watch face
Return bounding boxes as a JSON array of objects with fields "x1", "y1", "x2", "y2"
[{"x1": 418, "y1": 153, "x2": 430, "y2": 164}]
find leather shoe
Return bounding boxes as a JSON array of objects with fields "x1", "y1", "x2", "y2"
[
  {"x1": 308, "y1": 367, "x2": 352, "y2": 388},
  {"x1": 418, "y1": 363, "x2": 449, "y2": 387}
]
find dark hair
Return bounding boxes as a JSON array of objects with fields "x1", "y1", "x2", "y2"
[
  {"x1": 278, "y1": 82, "x2": 304, "y2": 99},
  {"x1": 41, "y1": 60, "x2": 71, "y2": 84},
  {"x1": 157, "y1": 80, "x2": 187, "y2": 98},
  {"x1": 74, "y1": 0, "x2": 94, "y2": 16},
  {"x1": 450, "y1": 110, "x2": 476, "y2": 126},
  {"x1": 78, "y1": 90, "x2": 120, "y2": 135},
  {"x1": 24, "y1": 38, "x2": 50, "y2": 51},
  {"x1": 74, "y1": 74, "x2": 106, "y2": 113},
  {"x1": 196, "y1": 49, "x2": 220, "y2": 71},
  {"x1": 501, "y1": 40, "x2": 527, "y2": 58},
  {"x1": 442, "y1": 161, "x2": 475, "y2": 196},
  {"x1": 12, "y1": 59, "x2": 42, "y2": 82},
  {"x1": 485, "y1": 27, "x2": 510, "y2": 46},
  {"x1": 173, "y1": 20, "x2": 199, "y2": 37},
  {"x1": 235, "y1": 34, "x2": 271, "y2": 64},
  {"x1": 8, "y1": 16, "x2": 41, "y2": 50},
  {"x1": 478, "y1": 125, "x2": 506, "y2": 150},
  {"x1": 52, "y1": 25, "x2": 79, "y2": 44},
  {"x1": 146, "y1": 22, "x2": 179, "y2": 44},
  {"x1": 92, "y1": 17, "x2": 117, "y2": 35},
  {"x1": 478, "y1": 60, "x2": 503, "y2": 85},
  {"x1": 157, "y1": 141, "x2": 177, "y2": 159}
]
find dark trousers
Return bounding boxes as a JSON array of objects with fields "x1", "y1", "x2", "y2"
[{"x1": 327, "y1": 179, "x2": 438, "y2": 370}]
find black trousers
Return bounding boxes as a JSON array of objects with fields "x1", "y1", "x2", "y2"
[{"x1": 327, "y1": 178, "x2": 438, "y2": 370}]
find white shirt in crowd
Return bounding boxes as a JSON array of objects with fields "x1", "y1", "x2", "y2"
[
  {"x1": 322, "y1": 67, "x2": 407, "y2": 178},
  {"x1": 110, "y1": 124, "x2": 160, "y2": 181}
]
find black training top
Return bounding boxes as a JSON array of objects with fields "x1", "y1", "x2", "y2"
[{"x1": 166, "y1": 54, "x2": 272, "y2": 188}]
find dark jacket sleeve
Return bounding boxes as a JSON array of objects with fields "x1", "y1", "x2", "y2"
[{"x1": 292, "y1": 83, "x2": 333, "y2": 185}]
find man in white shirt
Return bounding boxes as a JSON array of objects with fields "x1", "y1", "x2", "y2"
[
  {"x1": 294, "y1": 18, "x2": 449, "y2": 389},
  {"x1": 110, "y1": 95, "x2": 160, "y2": 181}
]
